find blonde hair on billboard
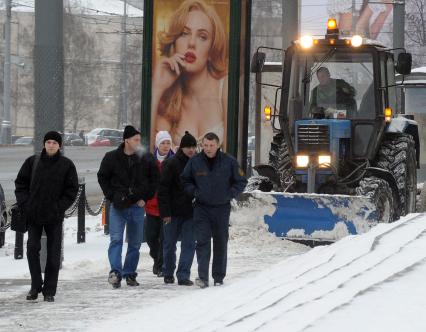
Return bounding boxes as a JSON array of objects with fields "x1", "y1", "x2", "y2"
[{"x1": 156, "y1": 0, "x2": 228, "y2": 134}]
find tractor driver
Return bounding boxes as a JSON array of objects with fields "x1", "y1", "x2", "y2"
[{"x1": 309, "y1": 67, "x2": 357, "y2": 119}]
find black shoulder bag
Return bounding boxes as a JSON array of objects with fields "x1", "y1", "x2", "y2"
[{"x1": 11, "y1": 155, "x2": 40, "y2": 233}]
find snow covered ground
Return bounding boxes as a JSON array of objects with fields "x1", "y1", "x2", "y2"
[
  {"x1": 1, "y1": 198, "x2": 426, "y2": 331},
  {"x1": 0, "y1": 198, "x2": 307, "y2": 331}
]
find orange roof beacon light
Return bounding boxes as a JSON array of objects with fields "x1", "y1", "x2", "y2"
[
  {"x1": 326, "y1": 18, "x2": 339, "y2": 38},
  {"x1": 384, "y1": 107, "x2": 392, "y2": 122},
  {"x1": 327, "y1": 18, "x2": 337, "y2": 29},
  {"x1": 264, "y1": 105, "x2": 272, "y2": 121}
]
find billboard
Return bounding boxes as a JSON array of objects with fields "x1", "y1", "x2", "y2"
[
  {"x1": 302, "y1": 0, "x2": 393, "y2": 48},
  {"x1": 150, "y1": 0, "x2": 230, "y2": 150}
]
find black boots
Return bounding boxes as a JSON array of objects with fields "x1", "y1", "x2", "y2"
[
  {"x1": 178, "y1": 279, "x2": 194, "y2": 286},
  {"x1": 26, "y1": 288, "x2": 41, "y2": 301},
  {"x1": 126, "y1": 275, "x2": 140, "y2": 286},
  {"x1": 164, "y1": 276, "x2": 175, "y2": 284}
]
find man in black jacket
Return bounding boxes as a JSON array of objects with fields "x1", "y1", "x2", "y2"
[
  {"x1": 181, "y1": 132, "x2": 247, "y2": 288},
  {"x1": 97, "y1": 125, "x2": 158, "y2": 288},
  {"x1": 15, "y1": 131, "x2": 79, "y2": 302},
  {"x1": 158, "y1": 131, "x2": 197, "y2": 286}
]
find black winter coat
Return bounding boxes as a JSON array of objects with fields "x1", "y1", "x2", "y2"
[
  {"x1": 97, "y1": 144, "x2": 159, "y2": 209},
  {"x1": 157, "y1": 149, "x2": 194, "y2": 218},
  {"x1": 181, "y1": 151, "x2": 247, "y2": 206},
  {"x1": 15, "y1": 149, "x2": 79, "y2": 225}
]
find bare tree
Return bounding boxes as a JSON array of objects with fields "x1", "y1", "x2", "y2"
[
  {"x1": 63, "y1": 1, "x2": 102, "y2": 132},
  {"x1": 406, "y1": 0, "x2": 426, "y2": 66}
]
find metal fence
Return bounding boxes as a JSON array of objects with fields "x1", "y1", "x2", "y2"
[{"x1": 0, "y1": 178, "x2": 107, "y2": 259}]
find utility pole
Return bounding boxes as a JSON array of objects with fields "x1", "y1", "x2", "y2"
[
  {"x1": 393, "y1": 0, "x2": 405, "y2": 51},
  {"x1": 34, "y1": 0, "x2": 64, "y2": 150},
  {"x1": 119, "y1": 0, "x2": 128, "y2": 128},
  {"x1": 1, "y1": 0, "x2": 12, "y2": 144}
]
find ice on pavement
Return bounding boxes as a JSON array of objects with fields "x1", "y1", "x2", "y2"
[{"x1": 2, "y1": 199, "x2": 426, "y2": 332}]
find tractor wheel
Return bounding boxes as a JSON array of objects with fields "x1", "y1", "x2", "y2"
[
  {"x1": 246, "y1": 175, "x2": 274, "y2": 192},
  {"x1": 0, "y1": 212, "x2": 6, "y2": 248},
  {"x1": 419, "y1": 182, "x2": 426, "y2": 213},
  {"x1": 375, "y1": 133, "x2": 417, "y2": 216},
  {"x1": 356, "y1": 176, "x2": 396, "y2": 223},
  {"x1": 268, "y1": 133, "x2": 294, "y2": 190}
]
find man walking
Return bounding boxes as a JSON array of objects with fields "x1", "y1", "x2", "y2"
[
  {"x1": 98, "y1": 125, "x2": 158, "y2": 288},
  {"x1": 158, "y1": 131, "x2": 197, "y2": 285},
  {"x1": 181, "y1": 132, "x2": 247, "y2": 288},
  {"x1": 15, "y1": 131, "x2": 79, "y2": 302}
]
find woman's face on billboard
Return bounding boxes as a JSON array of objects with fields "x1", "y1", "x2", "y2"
[{"x1": 175, "y1": 9, "x2": 213, "y2": 74}]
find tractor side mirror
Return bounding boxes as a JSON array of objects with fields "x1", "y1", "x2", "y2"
[
  {"x1": 396, "y1": 53, "x2": 412, "y2": 75},
  {"x1": 251, "y1": 52, "x2": 266, "y2": 73}
]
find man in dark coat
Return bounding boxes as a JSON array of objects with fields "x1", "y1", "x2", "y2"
[
  {"x1": 310, "y1": 66, "x2": 357, "y2": 118},
  {"x1": 158, "y1": 131, "x2": 197, "y2": 286},
  {"x1": 97, "y1": 125, "x2": 158, "y2": 288},
  {"x1": 15, "y1": 131, "x2": 79, "y2": 302},
  {"x1": 181, "y1": 132, "x2": 247, "y2": 288}
]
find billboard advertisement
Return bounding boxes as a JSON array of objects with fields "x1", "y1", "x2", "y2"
[
  {"x1": 302, "y1": 0, "x2": 393, "y2": 48},
  {"x1": 150, "y1": 0, "x2": 230, "y2": 150}
]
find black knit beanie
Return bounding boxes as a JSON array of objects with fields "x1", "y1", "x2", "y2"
[
  {"x1": 123, "y1": 125, "x2": 141, "y2": 140},
  {"x1": 43, "y1": 131, "x2": 62, "y2": 147},
  {"x1": 180, "y1": 131, "x2": 197, "y2": 148}
]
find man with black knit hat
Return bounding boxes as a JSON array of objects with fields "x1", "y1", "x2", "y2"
[
  {"x1": 98, "y1": 125, "x2": 158, "y2": 288},
  {"x1": 15, "y1": 131, "x2": 79, "y2": 302},
  {"x1": 158, "y1": 131, "x2": 197, "y2": 285}
]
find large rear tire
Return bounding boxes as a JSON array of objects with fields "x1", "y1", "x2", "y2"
[
  {"x1": 268, "y1": 133, "x2": 294, "y2": 190},
  {"x1": 375, "y1": 133, "x2": 417, "y2": 216},
  {"x1": 356, "y1": 177, "x2": 395, "y2": 223}
]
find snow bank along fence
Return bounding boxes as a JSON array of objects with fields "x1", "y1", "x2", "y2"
[{"x1": 2, "y1": 177, "x2": 109, "y2": 260}]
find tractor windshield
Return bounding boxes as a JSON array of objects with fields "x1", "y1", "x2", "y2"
[{"x1": 286, "y1": 50, "x2": 375, "y2": 122}]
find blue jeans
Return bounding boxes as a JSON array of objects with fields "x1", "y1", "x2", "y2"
[
  {"x1": 163, "y1": 216, "x2": 196, "y2": 281},
  {"x1": 108, "y1": 204, "x2": 144, "y2": 278}
]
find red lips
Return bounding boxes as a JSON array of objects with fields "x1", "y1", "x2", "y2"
[{"x1": 184, "y1": 51, "x2": 196, "y2": 63}]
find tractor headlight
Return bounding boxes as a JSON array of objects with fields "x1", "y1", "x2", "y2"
[
  {"x1": 318, "y1": 155, "x2": 331, "y2": 167},
  {"x1": 300, "y1": 35, "x2": 314, "y2": 49},
  {"x1": 351, "y1": 35, "x2": 363, "y2": 47},
  {"x1": 296, "y1": 155, "x2": 309, "y2": 168}
]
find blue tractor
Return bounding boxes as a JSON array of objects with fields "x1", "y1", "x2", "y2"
[{"x1": 248, "y1": 19, "x2": 420, "y2": 243}]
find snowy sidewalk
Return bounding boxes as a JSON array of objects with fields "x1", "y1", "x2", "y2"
[
  {"x1": 0, "y1": 199, "x2": 307, "y2": 331},
  {"x1": 88, "y1": 213, "x2": 426, "y2": 332}
]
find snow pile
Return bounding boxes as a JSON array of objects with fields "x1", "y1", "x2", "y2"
[
  {"x1": 87, "y1": 212, "x2": 426, "y2": 332},
  {"x1": 229, "y1": 195, "x2": 307, "y2": 258},
  {"x1": 0, "y1": 215, "x2": 109, "y2": 280}
]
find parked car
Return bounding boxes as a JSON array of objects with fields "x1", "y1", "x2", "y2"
[
  {"x1": 0, "y1": 184, "x2": 7, "y2": 248},
  {"x1": 14, "y1": 136, "x2": 34, "y2": 146},
  {"x1": 86, "y1": 128, "x2": 123, "y2": 147},
  {"x1": 63, "y1": 133, "x2": 85, "y2": 146}
]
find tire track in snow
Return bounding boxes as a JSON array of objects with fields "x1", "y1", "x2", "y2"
[
  {"x1": 216, "y1": 215, "x2": 425, "y2": 331},
  {"x1": 182, "y1": 216, "x2": 420, "y2": 332},
  {"x1": 225, "y1": 219, "x2": 426, "y2": 331},
  {"x1": 301, "y1": 256, "x2": 426, "y2": 331}
]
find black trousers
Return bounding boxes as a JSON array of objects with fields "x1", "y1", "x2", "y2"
[
  {"x1": 27, "y1": 222, "x2": 62, "y2": 296},
  {"x1": 194, "y1": 204, "x2": 231, "y2": 283},
  {"x1": 144, "y1": 214, "x2": 164, "y2": 272}
]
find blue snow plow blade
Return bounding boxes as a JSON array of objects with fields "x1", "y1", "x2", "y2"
[{"x1": 246, "y1": 191, "x2": 378, "y2": 242}]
